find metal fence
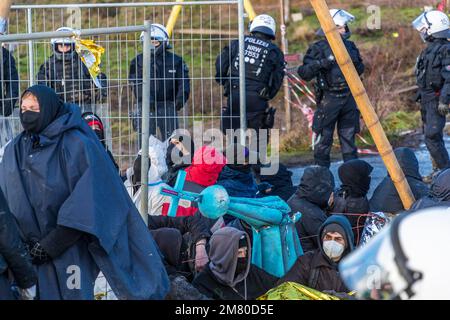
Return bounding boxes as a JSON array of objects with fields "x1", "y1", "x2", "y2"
[{"x1": 2, "y1": 1, "x2": 246, "y2": 169}]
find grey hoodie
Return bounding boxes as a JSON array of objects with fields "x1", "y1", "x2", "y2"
[{"x1": 209, "y1": 227, "x2": 251, "y2": 288}]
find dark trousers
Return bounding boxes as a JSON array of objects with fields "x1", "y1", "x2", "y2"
[
  {"x1": 313, "y1": 91, "x2": 359, "y2": 168},
  {"x1": 421, "y1": 98, "x2": 450, "y2": 169},
  {"x1": 221, "y1": 90, "x2": 269, "y2": 154},
  {"x1": 132, "y1": 102, "x2": 179, "y2": 148}
]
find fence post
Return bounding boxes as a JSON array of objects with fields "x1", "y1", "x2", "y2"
[
  {"x1": 139, "y1": 20, "x2": 152, "y2": 225},
  {"x1": 279, "y1": 0, "x2": 291, "y2": 132},
  {"x1": 27, "y1": 8, "x2": 35, "y2": 86},
  {"x1": 238, "y1": 0, "x2": 247, "y2": 143}
]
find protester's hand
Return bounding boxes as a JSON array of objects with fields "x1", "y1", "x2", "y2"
[
  {"x1": 195, "y1": 240, "x2": 209, "y2": 273},
  {"x1": 19, "y1": 285, "x2": 37, "y2": 300},
  {"x1": 438, "y1": 102, "x2": 449, "y2": 116}
]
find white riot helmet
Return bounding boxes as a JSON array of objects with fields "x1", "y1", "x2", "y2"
[
  {"x1": 330, "y1": 9, "x2": 355, "y2": 27},
  {"x1": 412, "y1": 10, "x2": 450, "y2": 41},
  {"x1": 0, "y1": 17, "x2": 8, "y2": 35},
  {"x1": 339, "y1": 207, "x2": 450, "y2": 300},
  {"x1": 249, "y1": 14, "x2": 276, "y2": 40},
  {"x1": 50, "y1": 27, "x2": 76, "y2": 46},
  {"x1": 317, "y1": 9, "x2": 354, "y2": 38},
  {"x1": 140, "y1": 23, "x2": 170, "y2": 47}
]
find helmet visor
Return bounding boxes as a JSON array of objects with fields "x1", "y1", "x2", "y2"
[
  {"x1": 332, "y1": 9, "x2": 355, "y2": 27},
  {"x1": 412, "y1": 13, "x2": 429, "y2": 33}
]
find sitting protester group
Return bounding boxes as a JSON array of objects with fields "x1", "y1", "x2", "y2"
[{"x1": 0, "y1": 85, "x2": 446, "y2": 300}]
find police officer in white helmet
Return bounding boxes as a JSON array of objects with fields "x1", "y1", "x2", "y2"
[
  {"x1": 36, "y1": 27, "x2": 107, "y2": 110},
  {"x1": 298, "y1": 9, "x2": 364, "y2": 168},
  {"x1": 215, "y1": 14, "x2": 285, "y2": 152},
  {"x1": 413, "y1": 10, "x2": 450, "y2": 179},
  {"x1": 129, "y1": 23, "x2": 190, "y2": 144},
  {"x1": 339, "y1": 207, "x2": 450, "y2": 300}
]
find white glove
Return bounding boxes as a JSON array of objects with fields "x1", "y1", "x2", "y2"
[{"x1": 19, "y1": 285, "x2": 37, "y2": 300}]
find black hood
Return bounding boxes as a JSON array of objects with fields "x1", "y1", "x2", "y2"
[
  {"x1": 393, "y1": 147, "x2": 422, "y2": 180},
  {"x1": 338, "y1": 159, "x2": 373, "y2": 197},
  {"x1": 150, "y1": 228, "x2": 183, "y2": 267},
  {"x1": 20, "y1": 85, "x2": 67, "y2": 134},
  {"x1": 260, "y1": 163, "x2": 293, "y2": 189},
  {"x1": 430, "y1": 169, "x2": 450, "y2": 201},
  {"x1": 296, "y1": 166, "x2": 335, "y2": 208}
]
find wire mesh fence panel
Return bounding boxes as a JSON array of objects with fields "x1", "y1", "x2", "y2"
[{"x1": 4, "y1": 1, "x2": 243, "y2": 170}]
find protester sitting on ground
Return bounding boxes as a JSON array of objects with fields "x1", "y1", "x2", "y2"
[
  {"x1": 148, "y1": 212, "x2": 211, "y2": 277},
  {"x1": 124, "y1": 136, "x2": 172, "y2": 215},
  {"x1": 217, "y1": 144, "x2": 260, "y2": 224},
  {"x1": 0, "y1": 85, "x2": 169, "y2": 299},
  {"x1": 289, "y1": 166, "x2": 335, "y2": 253},
  {"x1": 370, "y1": 147, "x2": 429, "y2": 214},
  {"x1": 217, "y1": 144, "x2": 258, "y2": 198},
  {"x1": 329, "y1": 159, "x2": 373, "y2": 237},
  {"x1": 161, "y1": 145, "x2": 227, "y2": 217},
  {"x1": 192, "y1": 227, "x2": 278, "y2": 300},
  {"x1": 82, "y1": 112, "x2": 119, "y2": 173},
  {"x1": 164, "y1": 131, "x2": 195, "y2": 187},
  {"x1": 258, "y1": 163, "x2": 297, "y2": 201},
  {"x1": 411, "y1": 168, "x2": 450, "y2": 210},
  {"x1": 0, "y1": 188, "x2": 37, "y2": 300},
  {"x1": 277, "y1": 215, "x2": 354, "y2": 295}
]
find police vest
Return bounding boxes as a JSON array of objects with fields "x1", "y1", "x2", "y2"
[
  {"x1": 230, "y1": 36, "x2": 276, "y2": 86},
  {"x1": 416, "y1": 41, "x2": 448, "y2": 91}
]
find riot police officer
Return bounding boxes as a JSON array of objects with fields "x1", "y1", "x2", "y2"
[
  {"x1": 0, "y1": 22, "x2": 19, "y2": 147},
  {"x1": 129, "y1": 23, "x2": 190, "y2": 144},
  {"x1": 215, "y1": 14, "x2": 285, "y2": 143},
  {"x1": 36, "y1": 27, "x2": 106, "y2": 111},
  {"x1": 298, "y1": 9, "x2": 364, "y2": 168},
  {"x1": 413, "y1": 10, "x2": 450, "y2": 174}
]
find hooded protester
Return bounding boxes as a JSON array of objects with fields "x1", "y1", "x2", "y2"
[
  {"x1": 124, "y1": 136, "x2": 173, "y2": 216},
  {"x1": 0, "y1": 85, "x2": 169, "y2": 300},
  {"x1": 217, "y1": 144, "x2": 258, "y2": 198},
  {"x1": 192, "y1": 227, "x2": 278, "y2": 300},
  {"x1": 330, "y1": 159, "x2": 373, "y2": 233},
  {"x1": 278, "y1": 215, "x2": 354, "y2": 293},
  {"x1": 258, "y1": 163, "x2": 297, "y2": 201},
  {"x1": 148, "y1": 212, "x2": 211, "y2": 276},
  {"x1": 0, "y1": 189, "x2": 37, "y2": 300},
  {"x1": 161, "y1": 145, "x2": 226, "y2": 217},
  {"x1": 289, "y1": 166, "x2": 335, "y2": 253},
  {"x1": 165, "y1": 132, "x2": 195, "y2": 187},
  {"x1": 370, "y1": 147, "x2": 429, "y2": 214},
  {"x1": 411, "y1": 168, "x2": 450, "y2": 210},
  {"x1": 82, "y1": 112, "x2": 119, "y2": 172}
]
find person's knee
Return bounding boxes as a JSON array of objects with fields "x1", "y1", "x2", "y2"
[{"x1": 424, "y1": 124, "x2": 443, "y2": 141}]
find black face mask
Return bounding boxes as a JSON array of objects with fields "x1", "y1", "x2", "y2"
[
  {"x1": 235, "y1": 256, "x2": 248, "y2": 277},
  {"x1": 20, "y1": 111, "x2": 41, "y2": 133},
  {"x1": 94, "y1": 129, "x2": 105, "y2": 143}
]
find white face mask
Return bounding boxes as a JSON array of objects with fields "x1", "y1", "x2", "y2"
[{"x1": 323, "y1": 240, "x2": 345, "y2": 261}]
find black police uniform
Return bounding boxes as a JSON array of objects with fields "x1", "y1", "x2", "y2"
[
  {"x1": 37, "y1": 49, "x2": 105, "y2": 109},
  {"x1": 415, "y1": 38, "x2": 450, "y2": 169},
  {"x1": 215, "y1": 33, "x2": 285, "y2": 136},
  {"x1": 1, "y1": 47, "x2": 19, "y2": 117},
  {"x1": 129, "y1": 44, "x2": 190, "y2": 143},
  {"x1": 298, "y1": 36, "x2": 364, "y2": 168}
]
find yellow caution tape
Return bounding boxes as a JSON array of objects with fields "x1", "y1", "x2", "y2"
[
  {"x1": 257, "y1": 282, "x2": 340, "y2": 300},
  {"x1": 75, "y1": 38, "x2": 105, "y2": 88}
]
